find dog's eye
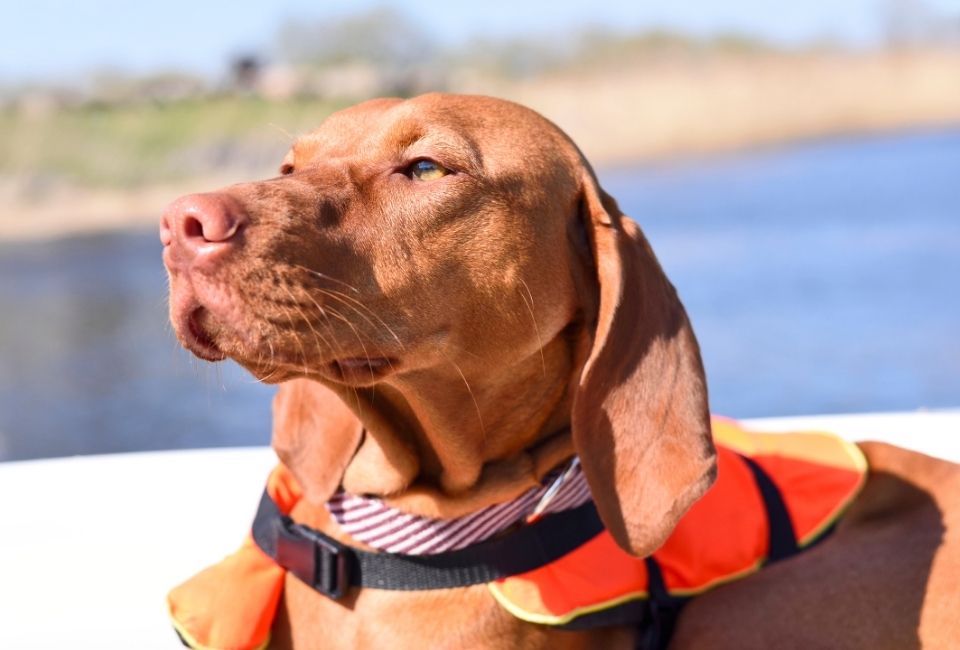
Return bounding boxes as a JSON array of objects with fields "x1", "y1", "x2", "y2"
[
  {"x1": 280, "y1": 163, "x2": 294, "y2": 176},
  {"x1": 408, "y1": 159, "x2": 449, "y2": 181}
]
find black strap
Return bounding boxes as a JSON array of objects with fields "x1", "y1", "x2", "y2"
[
  {"x1": 253, "y1": 455, "x2": 801, "y2": 604},
  {"x1": 740, "y1": 455, "x2": 800, "y2": 563},
  {"x1": 633, "y1": 557, "x2": 690, "y2": 650},
  {"x1": 252, "y1": 489, "x2": 605, "y2": 599}
]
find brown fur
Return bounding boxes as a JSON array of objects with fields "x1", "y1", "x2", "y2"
[{"x1": 161, "y1": 93, "x2": 960, "y2": 648}]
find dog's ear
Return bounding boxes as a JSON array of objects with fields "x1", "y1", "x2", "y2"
[
  {"x1": 271, "y1": 378, "x2": 363, "y2": 504},
  {"x1": 571, "y1": 168, "x2": 716, "y2": 557}
]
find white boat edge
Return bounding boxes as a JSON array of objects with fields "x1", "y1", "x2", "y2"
[{"x1": 1, "y1": 409, "x2": 957, "y2": 648}]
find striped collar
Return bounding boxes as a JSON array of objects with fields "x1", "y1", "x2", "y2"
[{"x1": 326, "y1": 458, "x2": 591, "y2": 555}]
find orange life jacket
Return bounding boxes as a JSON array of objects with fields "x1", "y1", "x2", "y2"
[{"x1": 168, "y1": 418, "x2": 867, "y2": 649}]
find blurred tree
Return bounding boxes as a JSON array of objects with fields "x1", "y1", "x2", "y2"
[
  {"x1": 881, "y1": 0, "x2": 960, "y2": 47},
  {"x1": 452, "y1": 35, "x2": 570, "y2": 78},
  {"x1": 275, "y1": 7, "x2": 436, "y2": 68}
]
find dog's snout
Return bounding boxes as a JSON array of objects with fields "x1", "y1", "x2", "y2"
[{"x1": 161, "y1": 192, "x2": 247, "y2": 269}]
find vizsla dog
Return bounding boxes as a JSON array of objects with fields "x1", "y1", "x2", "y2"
[{"x1": 161, "y1": 94, "x2": 960, "y2": 649}]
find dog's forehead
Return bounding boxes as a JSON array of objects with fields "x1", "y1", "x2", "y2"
[{"x1": 289, "y1": 94, "x2": 569, "y2": 169}]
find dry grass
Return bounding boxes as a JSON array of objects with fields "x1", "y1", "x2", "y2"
[{"x1": 474, "y1": 50, "x2": 960, "y2": 164}]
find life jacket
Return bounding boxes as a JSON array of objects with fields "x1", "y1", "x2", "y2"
[{"x1": 168, "y1": 418, "x2": 867, "y2": 649}]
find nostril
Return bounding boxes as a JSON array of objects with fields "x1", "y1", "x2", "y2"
[
  {"x1": 181, "y1": 210, "x2": 243, "y2": 245},
  {"x1": 161, "y1": 192, "x2": 246, "y2": 256},
  {"x1": 182, "y1": 213, "x2": 205, "y2": 241}
]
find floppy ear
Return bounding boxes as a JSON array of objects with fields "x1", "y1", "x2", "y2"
[
  {"x1": 572, "y1": 169, "x2": 716, "y2": 557},
  {"x1": 271, "y1": 378, "x2": 364, "y2": 504}
]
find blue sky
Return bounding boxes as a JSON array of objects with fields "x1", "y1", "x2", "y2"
[{"x1": 3, "y1": 0, "x2": 958, "y2": 83}]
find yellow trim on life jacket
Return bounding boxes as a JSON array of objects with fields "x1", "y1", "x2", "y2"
[
  {"x1": 488, "y1": 581, "x2": 649, "y2": 626},
  {"x1": 488, "y1": 553, "x2": 769, "y2": 626},
  {"x1": 796, "y1": 465, "x2": 866, "y2": 547},
  {"x1": 655, "y1": 557, "x2": 765, "y2": 598},
  {"x1": 489, "y1": 422, "x2": 869, "y2": 627},
  {"x1": 169, "y1": 614, "x2": 271, "y2": 650},
  {"x1": 713, "y1": 420, "x2": 867, "y2": 474}
]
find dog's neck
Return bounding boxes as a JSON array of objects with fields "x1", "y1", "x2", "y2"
[{"x1": 319, "y1": 328, "x2": 583, "y2": 522}]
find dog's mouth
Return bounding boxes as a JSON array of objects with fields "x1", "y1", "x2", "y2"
[
  {"x1": 327, "y1": 357, "x2": 396, "y2": 385},
  {"x1": 181, "y1": 307, "x2": 398, "y2": 385},
  {"x1": 169, "y1": 280, "x2": 401, "y2": 384},
  {"x1": 184, "y1": 307, "x2": 227, "y2": 361}
]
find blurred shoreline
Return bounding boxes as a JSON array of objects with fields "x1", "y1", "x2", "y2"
[{"x1": 3, "y1": 49, "x2": 959, "y2": 242}]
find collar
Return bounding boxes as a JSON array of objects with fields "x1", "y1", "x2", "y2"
[
  {"x1": 326, "y1": 457, "x2": 589, "y2": 555},
  {"x1": 251, "y1": 457, "x2": 603, "y2": 599}
]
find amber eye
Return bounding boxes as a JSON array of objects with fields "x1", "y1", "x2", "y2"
[{"x1": 409, "y1": 159, "x2": 449, "y2": 181}]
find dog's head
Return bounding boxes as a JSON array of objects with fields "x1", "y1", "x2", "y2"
[{"x1": 161, "y1": 93, "x2": 715, "y2": 556}]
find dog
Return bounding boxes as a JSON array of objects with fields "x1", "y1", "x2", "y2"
[{"x1": 161, "y1": 93, "x2": 960, "y2": 649}]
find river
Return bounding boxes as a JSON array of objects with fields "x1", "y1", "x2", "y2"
[{"x1": 1, "y1": 128, "x2": 957, "y2": 460}]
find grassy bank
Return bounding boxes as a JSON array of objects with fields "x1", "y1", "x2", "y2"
[
  {"x1": 0, "y1": 96, "x2": 348, "y2": 189},
  {"x1": 2, "y1": 49, "x2": 959, "y2": 240}
]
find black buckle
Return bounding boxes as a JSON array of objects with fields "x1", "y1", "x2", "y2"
[{"x1": 276, "y1": 518, "x2": 351, "y2": 599}]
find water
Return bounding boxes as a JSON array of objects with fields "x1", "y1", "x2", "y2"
[
  {"x1": 603, "y1": 129, "x2": 960, "y2": 418},
  {"x1": 1, "y1": 129, "x2": 958, "y2": 461}
]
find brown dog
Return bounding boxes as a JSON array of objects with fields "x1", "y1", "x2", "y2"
[{"x1": 161, "y1": 94, "x2": 960, "y2": 649}]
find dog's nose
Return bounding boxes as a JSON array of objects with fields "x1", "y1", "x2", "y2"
[{"x1": 160, "y1": 192, "x2": 247, "y2": 268}]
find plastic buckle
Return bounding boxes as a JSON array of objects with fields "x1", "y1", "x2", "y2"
[
  {"x1": 308, "y1": 527, "x2": 350, "y2": 600},
  {"x1": 276, "y1": 520, "x2": 350, "y2": 600}
]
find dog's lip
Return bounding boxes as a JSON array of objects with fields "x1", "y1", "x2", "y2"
[
  {"x1": 183, "y1": 307, "x2": 227, "y2": 361},
  {"x1": 327, "y1": 356, "x2": 395, "y2": 383}
]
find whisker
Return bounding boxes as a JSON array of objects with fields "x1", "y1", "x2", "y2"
[
  {"x1": 257, "y1": 339, "x2": 283, "y2": 384},
  {"x1": 292, "y1": 262, "x2": 404, "y2": 368},
  {"x1": 519, "y1": 279, "x2": 547, "y2": 379},
  {"x1": 280, "y1": 304, "x2": 311, "y2": 377},
  {"x1": 440, "y1": 349, "x2": 485, "y2": 438},
  {"x1": 319, "y1": 288, "x2": 405, "y2": 350},
  {"x1": 300, "y1": 288, "x2": 366, "y2": 415},
  {"x1": 324, "y1": 304, "x2": 377, "y2": 386},
  {"x1": 316, "y1": 290, "x2": 398, "y2": 376},
  {"x1": 293, "y1": 263, "x2": 361, "y2": 294},
  {"x1": 300, "y1": 286, "x2": 353, "y2": 363},
  {"x1": 244, "y1": 345, "x2": 267, "y2": 385},
  {"x1": 281, "y1": 283, "x2": 336, "y2": 365},
  {"x1": 438, "y1": 340, "x2": 483, "y2": 361},
  {"x1": 267, "y1": 122, "x2": 296, "y2": 143}
]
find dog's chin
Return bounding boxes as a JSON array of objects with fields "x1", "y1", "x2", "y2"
[
  {"x1": 235, "y1": 353, "x2": 397, "y2": 387},
  {"x1": 240, "y1": 362, "x2": 297, "y2": 385},
  {"x1": 323, "y1": 357, "x2": 397, "y2": 387}
]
